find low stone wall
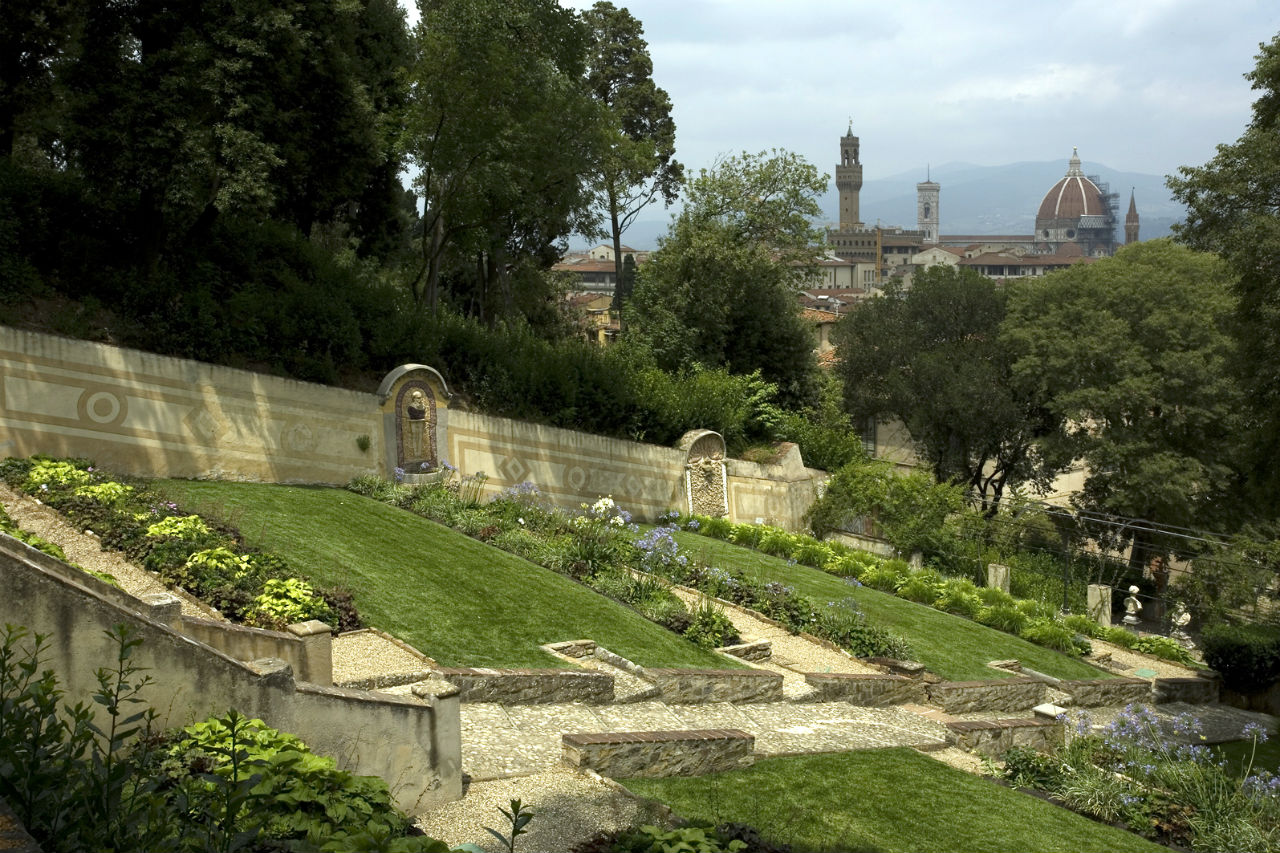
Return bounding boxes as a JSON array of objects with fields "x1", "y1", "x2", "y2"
[
  {"x1": 946, "y1": 718, "x2": 1063, "y2": 757},
  {"x1": 437, "y1": 666, "x2": 614, "y2": 705},
  {"x1": 645, "y1": 668, "x2": 783, "y2": 704},
  {"x1": 927, "y1": 677, "x2": 1047, "y2": 714},
  {"x1": 1153, "y1": 676, "x2": 1220, "y2": 705},
  {"x1": 1, "y1": 534, "x2": 462, "y2": 814},
  {"x1": 803, "y1": 672, "x2": 925, "y2": 706},
  {"x1": 180, "y1": 616, "x2": 332, "y2": 685},
  {"x1": 562, "y1": 729, "x2": 754, "y2": 778},
  {"x1": 720, "y1": 639, "x2": 771, "y2": 662},
  {"x1": 1059, "y1": 677, "x2": 1151, "y2": 708}
]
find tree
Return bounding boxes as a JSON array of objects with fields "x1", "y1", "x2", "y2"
[
  {"x1": 579, "y1": 2, "x2": 683, "y2": 313},
  {"x1": 624, "y1": 150, "x2": 826, "y2": 408},
  {"x1": 0, "y1": 0, "x2": 83, "y2": 158},
  {"x1": 833, "y1": 265, "x2": 1058, "y2": 514},
  {"x1": 1002, "y1": 240, "x2": 1247, "y2": 566},
  {"x1": 1168, "y1": 32, "x2": 1280, "y2": 507},
  {"x1": 405, "y1": 0, "x2": 610, "y2": 322}
]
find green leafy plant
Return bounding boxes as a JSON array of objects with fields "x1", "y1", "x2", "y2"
[
  {"x1": 248, "y1": 578, "x2": 335, "y2": 628},
  {"x1": 145, "y1": 514, "x2": 211, "y2": 541},
  {"x1": 483, "y1": 798, "x2": 534, "y2": 852},
  {"x1": 356, "y1": 434, "x2": 371, "y2": 453},
  {"x1": 683, "y1": 599, "x2": 740, "y2": 649},
  {"x1": 24, "y1": 458, "x2": 92, "y2": 491},
  {"x1": 73, "y1": 481, "x2": 134, "y2": 507}
]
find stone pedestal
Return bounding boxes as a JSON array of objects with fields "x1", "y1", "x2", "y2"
[
  {"x1": 1087, "y1": 584, "x2": 1112, "y2": 628},
  {"x1": 986, "y1": 563, "x2": 1010, "y2": 594},
  {"x1": 140, "y1": 592, "x2": 183, "y2": 629},
  {"x1": 287, "y1": 619, "x2": 334, "y2": 686}
]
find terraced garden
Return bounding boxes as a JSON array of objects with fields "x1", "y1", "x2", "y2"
[
  {"x1": 667, "y1": 528, "x2": 1113, "y2": 682},
  {"x1": 158, "y1": 480, "x2": 733, "y2": 670}
]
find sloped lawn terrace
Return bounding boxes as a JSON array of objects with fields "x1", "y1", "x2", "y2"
[
  {"x1": 621, "y1": 748, "x2": 1168, "y2": 853},
  {"x1": 666, "y1": 528, "x2": 1113, "y2": 682},
  {"x1": 159, "y1": 480, "x2": 734, "y2": 670}
]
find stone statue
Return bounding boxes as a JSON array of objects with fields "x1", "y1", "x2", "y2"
[
  {"x1": 1170, "y1": 602, "x2": 1193, "y2": 648},
  {"x1": 1123, "y1": 585, "x2": 1143, "y2": 626},
  {"x1": 406, "y1": 389, "x2": 428, "y2": 459}
]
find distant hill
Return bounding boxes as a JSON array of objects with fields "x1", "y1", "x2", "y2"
[{"x1": 574, "y1": 160, "x2": 1185, "y2": 251}]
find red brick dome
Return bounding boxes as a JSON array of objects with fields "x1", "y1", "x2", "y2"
[{"x1": 1037, "y1": 149, "x2": 1106, "y2": 221}]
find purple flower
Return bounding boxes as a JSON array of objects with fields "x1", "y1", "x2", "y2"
[{"x1": 1243, "y1": 722, "x2": 1271, "y2": 744}]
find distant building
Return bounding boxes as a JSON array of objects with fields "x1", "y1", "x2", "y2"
[
  {"x1": 824, "y1": 126, "x2": 1139, "y2": 288},
  {"x1": 552, "y1": 244, "x2": 649, "y2": 294}
]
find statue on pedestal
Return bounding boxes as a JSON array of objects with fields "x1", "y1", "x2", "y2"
[{"x1": 1123, "y1": 585, "x2": 1143, "y2": 626}]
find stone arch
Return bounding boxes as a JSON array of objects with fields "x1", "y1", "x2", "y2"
[{"x1": 677, "y1": 429, "x2": 728, "y2": 518}]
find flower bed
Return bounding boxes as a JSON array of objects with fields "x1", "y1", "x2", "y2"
[
  {"x1": 679, "y1": 512, "x2": 1197, "y2": 667},
  {"x1": 0, "y1": 456, "x2": 361, "y2": 633},
  {"x1": 346, "y1": 475, "x2": 914, "y2": 663}
]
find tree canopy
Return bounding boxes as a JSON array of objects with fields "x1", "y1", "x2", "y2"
[
  {"x1": 1002, "y1": 240, "x2": 1246, "y2": 563},
  {"x1": 833, "y1": 265, "x2": 1058, "y2": 514},
  {"x1": 1168, "y1": 32, "x2": 1280, "y2": 506},
  {"x1": 579, "y1": 1, "x2": 683, "y2": 313},
  {"x1": 624, "y1": 150, "x2": 826, "y2": 407}
]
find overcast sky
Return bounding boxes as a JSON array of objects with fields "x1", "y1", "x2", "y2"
[{"x1": 406, "y1": 1, "x2": 1279, "y2": 184}]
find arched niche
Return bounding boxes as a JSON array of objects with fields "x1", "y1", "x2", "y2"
[
  {"x1": 677, "y1": 429, "x2": 728, "y2": 518},
  {"x1": 377, "y1": 365, "x2": 451, "y2": 477}
]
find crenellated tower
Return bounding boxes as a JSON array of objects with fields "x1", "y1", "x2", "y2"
[
  {"x1": 836, "y1": 121, "x2": 863, "y2": 229},
  {"x1": 1125, "y1": 188, "x2": 1140, "y2": 244}
]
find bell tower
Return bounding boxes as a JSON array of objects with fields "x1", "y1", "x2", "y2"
[
  {"x1": 917, "y1": 166, "x2": 940, "y2": 244},
  {"x1": 1125, "y1": 189, "x2": 1140, "y2": 245},
  {"x1": 836, "y1": 120, "x2": 863, "y2": 229}
]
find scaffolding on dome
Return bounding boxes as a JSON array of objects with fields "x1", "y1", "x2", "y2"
[{"x1": 1088, "y1": 173, "x2": 1120, "y2": 252}]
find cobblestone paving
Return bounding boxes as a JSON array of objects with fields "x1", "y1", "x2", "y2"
[{"x1": 461, "y1": 699, "x2": 953, "y2": 780}]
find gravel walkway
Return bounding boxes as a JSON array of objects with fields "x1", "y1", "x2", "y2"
[
  {"x1": 416, "y1": 767, "x2": 659, "y2": 853},
  {"x1": 1087, "y1": 639, "x2": 1202, "y2": 680},
  {"x1": 0, "y1": 483, "x2": 217, "y2": 619}
]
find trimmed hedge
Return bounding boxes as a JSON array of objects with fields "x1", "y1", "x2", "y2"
[{"x1": 1201, "y1": 623, "x2": 1280, "y2": 694}]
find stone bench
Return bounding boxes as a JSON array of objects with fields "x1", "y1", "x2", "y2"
[
  {"x1": 437, "y1": 666, "x2": 613, "y2": 704},
  {"x1": 803, "y1": 672, "x2": 925, "y2": 705},
  {"x1": 645, "y1": 668, "x2": 783, "y2": 703},
  {"x1": 946, "y1": 717, "x2": 1064, "y2": 756},
  {"x1": 1154, "y1": 676, "x2": 1219, "y2": 705},
  {"x1": 562, "y1": 729, "x2": 754, "y2": 778}
]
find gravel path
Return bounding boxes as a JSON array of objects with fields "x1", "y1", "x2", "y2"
[
  {"x1": 1088, "y1": 639, "x2": 1202, "y2": 680},
  {"x1": 0, "y1": 483, "x2": 217, "y2": 619},
  {"x1": 416, "y1": 767, "x2": 659, "y2": 853}
]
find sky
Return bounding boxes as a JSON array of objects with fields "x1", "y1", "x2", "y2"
[{"x1": 404, "y1": 0, "x2": 1279, "y2": 185}]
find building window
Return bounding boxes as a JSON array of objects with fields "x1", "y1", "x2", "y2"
[{"x1": 860, "y1": 417, "x2": 877, "y2": 456}]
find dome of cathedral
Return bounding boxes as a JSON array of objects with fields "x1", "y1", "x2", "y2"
[{"x1": 1036, "y1": 149, "x2": 1106, "y2": 221}]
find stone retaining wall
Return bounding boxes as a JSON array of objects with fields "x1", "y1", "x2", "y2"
[
  {"x1": 645, "y1": 668, "x2": 783, "y2": 704},
  {"x1": 1, "y1": 534, "x2": 461, "y2": 814},
  {"x1": 720, "y1": 639, "x2": 772, "y2": 662},
  {"x1": 1059, "y1": 677, "x2": 1151, "y2": 707},
  {"x1": 562, "y1": 730, "x2": 754, "y2": 778},
  {"x1": 437, "y1": 666, "x2": 614, "y2": 704},
  {"x1": 803, "y1": 672, "x2": 925, "y2": 705},
  {"x1": 180, "y1": 616, "x2": 332, "y2": 686},
  {"x1": 927, "y1": 677, "x2": 1047, "y2": 714},
  {"x1": 946, "y1": 718, "x2": 1063, "y2": 757},
  {"x1": 1153, "y1": 676, "x2": 1220, "y2": 705}
]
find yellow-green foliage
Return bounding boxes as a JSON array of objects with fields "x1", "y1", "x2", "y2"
[
  {"x1": 145, "y1": 514, "x2": 210, "y2": 540},
  {"x1": 73, "y1": 481, "x2": 134, "y2": 506},
  {"x1": 25, "y1": 459, "x2": 91, "y2": 491}
]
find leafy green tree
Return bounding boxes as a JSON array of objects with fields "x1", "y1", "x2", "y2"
[
  {"x1": 1168, "y1": 32, "x2": 1280, "y2": 507},
  {"x1": 625, "y1": 150, "x2": 826, "y2": 408},
  {"x1": 579, "y1": 1, "x2": 683, "y2": 313},
  {"x1": 0, "y1": 0, "x2": 83, "y2": 157},
  {"x1": 405, "y1": 0, "x2": 609, "y2": 322},
  {"x1": 1002, "y1": 240, "x2": 1246, "y2": 565},
  {"x1": 834, "y1": 265, "x2": 1059, "y2": 514}
]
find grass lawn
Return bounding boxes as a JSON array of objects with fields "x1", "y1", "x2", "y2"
[
  {"x1": 669, "y1": 529, "x2": 1112, "y2": 682},
  {"x1": 159, "y1": 480, "x2": 735, "y2": 670},
  {"x1": 621, "y1": 749, "x2": 1167, "y2": 853}
]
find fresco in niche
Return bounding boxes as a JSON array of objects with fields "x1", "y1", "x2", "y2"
[{"x1": 394, "y1": 381, "x2": 437, "y2": 469}]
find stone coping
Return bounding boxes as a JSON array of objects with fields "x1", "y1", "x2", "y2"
[
  {"x1": 645, "y1": 667, "x2": 778, "y2": 678},
  {"x1": 945, "y1": 717, "x2": 1059, "y2": 734},
  {"x1": 562, "y1": 728, "x2": 752, "y2": 747},
  {"x1": 437, "y1": 666, "x2": 614, "y2": 705},
  {"x1": 645, "y1": 667, "x2": 784, "y2": 704}
]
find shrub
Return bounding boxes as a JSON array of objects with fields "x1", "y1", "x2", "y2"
[
  {"x1": 1062, "y1": 613, "x2": 1106, "y2": 639},
  {"x1": 1020, "y1": 619, "x2": 1089, "y2": 656},
  {"x1": 1003, "y1": 744, "x2": 1065, "y2": 790},
  {"x1": 977, "y1": 586, "x2": 1016, "y2": 608},
  {"x1": 1132, "y1": 635, "x2": 1196, "y2": 666},
  {"x1": 693, "y1": 514, "x2": 733, "y2": 540},
  {"x1": 823, "y1": 552, "x2": 870, "y2": 578},
  {"x1": 862, "y1": 559, "x2": 909, "y2": 592},
  {"x1": 1100, "y1": 625, "x2": 1139, "y2": 649},
  {"x1": 728, "y1": 523, "x2": 764, "y2": 549},
  {"x1": 1014, "y1": 598, "x2": 1057, "y2": 622},
  {"x1": 73, "y1": 481, "x2": 134, "y2": 506},
  {"x1": 935, "y1": 578, "x2": 984, "y2": 619},
  {"x1": 757, "y1": 527, "x2": 798, "y2": 558},
  {"x1": 683, "y1": 600, "x2": 740, "y2": 649},
  {"x1": 815, "y1": 598, "x2": 914, "y2": 660},
  {"x1": 790, "y1": 539, "x2": 834, "y2": 568},
  {"x1": 896, "y1": 570, "x2": 945, "y2": 604},
  {"x1": 1201, "y1": 623, "x2": 1280, "y2": 694},
  {"x1": 24, "y1": 458, "x2": 92, "y2": 491},
  {"x1": 978, "y1": 604, "x2": 1030, "y2": 634}
]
